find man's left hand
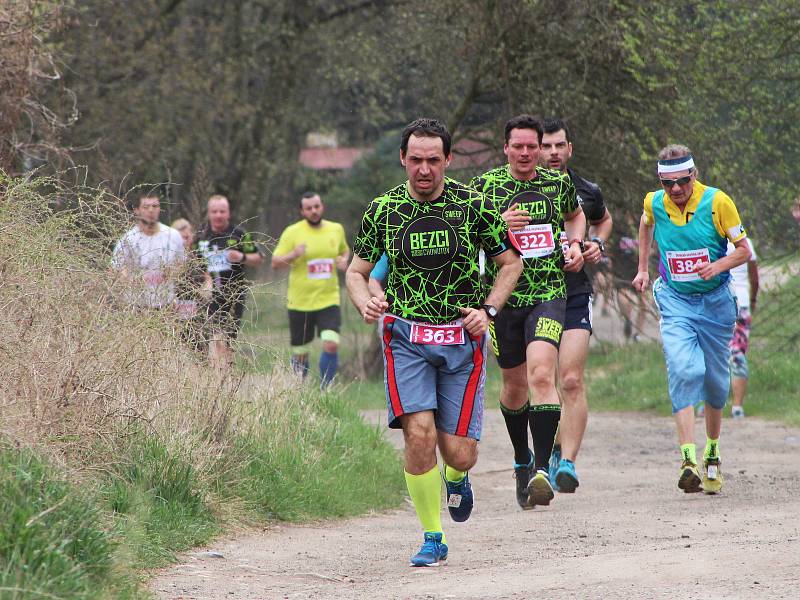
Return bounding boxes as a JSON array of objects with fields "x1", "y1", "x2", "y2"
[
  {"x1": 459, "y1": 306, "x2": 489, "y2": 336},
  {"x1": 582, "y1": 241, "x2": 603, "y2": 265},
  {"x1": 336, "y1": 253, "x2": 349, "y2": 271},
  {"x1": 564, "y1": 245, "x2": 584, "y2": 272},
  {"x1": 696, "y1": 261, "x2": 722, "y2": 280}
]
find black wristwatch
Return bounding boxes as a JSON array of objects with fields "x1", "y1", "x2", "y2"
[
  {"x1": 590, "y1": 236, "x2": 605, "y2": 253},
  {"x1": 481, "y1": 304, "x2": 498, "y2": 320}
]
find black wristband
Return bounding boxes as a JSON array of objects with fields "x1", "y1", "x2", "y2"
[{"x1": 590, "y1": 236, "x2": 605, "y2": 253}]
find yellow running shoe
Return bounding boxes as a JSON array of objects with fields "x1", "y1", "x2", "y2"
[
  {"x1": 702, "y1": 458, "x2": 724, "y2": 494},
  {"x1": 678, "y1": 460, "x2": 702, "y2": 493},
  {"x1": 526, "y1": 469, "x2": 555, "y2": 507}
]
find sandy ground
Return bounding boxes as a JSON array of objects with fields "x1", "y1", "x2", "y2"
[{"x1": 150, "y1": 409, "x2": 800, "y2": 600}]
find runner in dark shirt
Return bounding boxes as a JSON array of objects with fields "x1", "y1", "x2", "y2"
[
  {"x1": 539, "y1": 118, "x2": 613, "y2": 494},
  {"x1": 196, "y1": 194, "x2": 263, "y2": 370}
]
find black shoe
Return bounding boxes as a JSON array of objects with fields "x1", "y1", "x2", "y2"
[{"x1": 513, "y1": 449, "x2": 534, "y2": 510}]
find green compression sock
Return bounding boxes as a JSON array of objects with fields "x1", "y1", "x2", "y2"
[
  {"x1": 704, "y1": 438, "x2": 720, "y2": 460},
  {"x1": 680, "y1": 443, "x2": 697, "y2": 465},
  {"x1": 405, "y1": 467, "x2": 446, "y2": 544},
  {"x1": 444, "y1": 464, "x2": 466, "y2": 483}
]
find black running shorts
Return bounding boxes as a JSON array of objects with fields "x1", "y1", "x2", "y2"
[
  {"x1": 564, "y1": 293, "x2": 592, "y2": 333},
  {"x1": 490, "y1": 298, "x2": 566, "y2": 368},
  {"x1": 289, "y1": 305, "x2": 341, "y2": 346}
]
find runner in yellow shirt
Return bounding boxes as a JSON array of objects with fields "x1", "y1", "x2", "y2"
[
  {"x1": 272, "y1": 192, "x2": 350, "y2": 386},
  {"x1": 633, "y1": 144, "x2": 750, "y2": 495}
]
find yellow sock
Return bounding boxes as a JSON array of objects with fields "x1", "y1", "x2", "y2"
[
  {"x1": 444, "y1": 464, "x2": 466, "y2": 483},
  {"x1": 404, "y1": 467, "x2": 445, "y2": 544},
  {"x1": 680, "y1": 443, "x2": 697, "y2": 464},
  {"x1": 704, "y1": 438, "x2": 720, "y2": 459}
]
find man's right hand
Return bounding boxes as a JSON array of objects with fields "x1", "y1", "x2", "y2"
[
  {"x1": 632, "y1": 270, "x2": 650, "y2": 293},
  {"x1": 501, "y1": 203, "x2": 531, "y2": 231},
  {"x1": 293, "y1": 243, "x2": 307, "y2": 259},
  {"x1": 360, "y1": 296, "x2": 389, "y2": 324}
]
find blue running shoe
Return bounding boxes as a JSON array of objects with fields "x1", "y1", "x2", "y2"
[
  {"x1": 410, "y1": 532, "x2": 448, "y2": 567},
  {"x1": 555, "y1": 458, "x2": 579, "y2": 493},
  {"x1": 445, "y1": 472, "x2": 474, "y2": 522},
  {"x1": 514, "y1": 449, "x2": 534, "y2": 510},
  {"x1": 548, "y1": 447, "x2": 562, "y2": 492}
]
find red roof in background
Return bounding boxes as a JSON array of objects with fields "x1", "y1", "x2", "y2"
[{"x1": 298, "y1": 147, "x2": 368, "y2": 170}]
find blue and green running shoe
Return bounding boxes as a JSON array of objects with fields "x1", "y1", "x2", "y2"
[
  {"x1": 555, "y1": 458, "x2": 580, "y2": 493},
  {"x1": 548, "y1": 446, "x2": 562, "y2": 492},
  {"x1": 445, "y1": 472, "x2": 474, "y2": 522},
  {"x1": 410, "y1": 532, "x2": 448, "y2": 567}
]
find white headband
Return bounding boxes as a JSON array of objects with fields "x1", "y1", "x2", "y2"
[{"x1": 657, "y1": 155, "x2": 695, "y2": 174}]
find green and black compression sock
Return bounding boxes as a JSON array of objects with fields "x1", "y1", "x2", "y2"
[
  {"x1": 500, "y1": 401, "x2": 531, "y2": 465},
  {"x1": 529, "y1": 404, "x2": 561, "y2": 472},
  {"x1": 704, "y1": 438, "x2": 720, "y2": 460}
]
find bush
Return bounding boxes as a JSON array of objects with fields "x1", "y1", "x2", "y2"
[{"x1": 0, "y1": 172, "x2": 405, "y2": 594}]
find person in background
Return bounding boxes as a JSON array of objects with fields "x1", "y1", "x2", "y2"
[
  {"x1": 112, "y1": 194, "x2": 184, "y2": 310},
  {"x1": 727, "y1": 238, "x2": 759, "y2": 419},
  {"x1": 538, "y1": 117, "x2": 613, "y2": 494},
  {"x1": 196, "y1": 194, "x2": 264, "y2": 370},
  {"x1": 271, "y1": 192, "x2": 350, "y2": 387},
  {"x1": 171, "y1": 218, "x2": 213, "y2": 351}
]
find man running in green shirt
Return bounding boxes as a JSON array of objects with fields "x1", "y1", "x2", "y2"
[
  {"x1": 347, "y1": 118, "x2": 522, "y2": 567},
  {"x1": 471, "y1": 115, "x2": 585, "y2": 510}
]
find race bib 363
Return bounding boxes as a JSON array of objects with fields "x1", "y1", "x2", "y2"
[{"x1": 409, "y1": 323, "x2": 465, "y2": 345}]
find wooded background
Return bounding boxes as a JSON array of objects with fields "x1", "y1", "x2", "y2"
[{"x1": 3, "y1": 0, "x2": 800, "y2": 251}]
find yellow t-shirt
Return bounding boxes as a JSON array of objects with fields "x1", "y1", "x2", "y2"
[
  {"x1": 273, "y1": 219, "x2": 349, "y2": 311},
  {"x1": 642, "y1": 181, "x2": 746, "y2": 242}
]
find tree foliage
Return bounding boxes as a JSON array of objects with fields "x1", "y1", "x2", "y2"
[
  {"x1": 0, "y1": 1, "x2": 74, "y2": 174},
  {"x1": 6, "y1": 0, "x2": 796, "y2": 251}
]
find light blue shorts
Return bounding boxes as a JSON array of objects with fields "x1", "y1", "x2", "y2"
[
  {"x1": 381, "y1": 315, "x2": 487, "y2": 439},
  {"x1": 652, "y1": 278, "x2": 737, "y2": 413}
]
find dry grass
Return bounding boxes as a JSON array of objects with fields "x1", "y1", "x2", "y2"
[{"x1": 0, "y1": 172, "x2": 238, "y2": 473}]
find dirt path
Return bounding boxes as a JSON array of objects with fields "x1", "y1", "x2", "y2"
[{"x1": 151, "y1": 411, "x2": 800, "y2": 599}]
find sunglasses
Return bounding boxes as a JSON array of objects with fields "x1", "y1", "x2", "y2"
[{"x1": 659, "y1": 175, "x2": 692, "y2": 188}]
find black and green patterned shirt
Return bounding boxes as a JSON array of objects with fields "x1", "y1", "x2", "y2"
[
  {"x1": 471, "y1": 165, "x2": 578, "y2": 306},
  {"x1": 353, "y1": 177, "x2": 513, "y2": 324}
]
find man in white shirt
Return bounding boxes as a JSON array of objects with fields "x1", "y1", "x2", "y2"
[
  {"x1": 727, "y1": 238, "x2": 759, "y2": 418},
  {"x1": 112, "y1": 195, "x2": 185, "y2": 309}
]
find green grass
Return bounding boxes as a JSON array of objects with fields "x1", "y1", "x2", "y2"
[
  {"x1": 104, "y1": 435, "x2": 218, "y2": 569},
  {"x1": 0, "y1": 443, "x2": 142, "y2": 600},
  {"x1": 585, "y1": 342, "x2": 670, "y2": 414},
  {"x1": 583, "y1": 340, "x2": 800, "y2": 426},
  {"x1": 0, "y1": 381, "x2": 407, "y2": 598},
  {"x1": 219, "y1": 390, "x2": 404, "y2": 521},
  {"x1": 583, "y1": 258, "x2": 800, "y2": 427}
]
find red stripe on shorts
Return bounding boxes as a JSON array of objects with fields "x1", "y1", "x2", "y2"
[
  {"x1": 382, "y1": 316, "x2": 403, "y2": 418},
  {"x1": 456, "y1": 334, "x2": 484, "y2": 436}
]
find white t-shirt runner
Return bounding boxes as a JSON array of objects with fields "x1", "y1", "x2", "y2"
[
  {"x1": 112, "y1": 223, "x2": 185, "y2": 308},
  {"x1": 727, "y1": 239, "x2": 756, "y2": 309}
]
